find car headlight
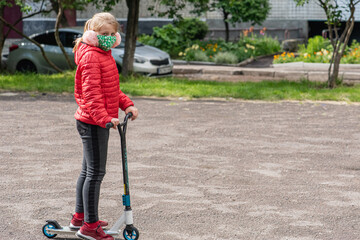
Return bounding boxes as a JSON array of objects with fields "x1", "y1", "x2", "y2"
[
  {"x1": 119, "y1": 54, "x2": 147, "y2": 64},
  {"x1": 134, "y1": 56, "x2": 147, "y2": 64}
]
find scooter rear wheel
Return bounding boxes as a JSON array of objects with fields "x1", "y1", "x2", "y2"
[
  {"x1": 123, "y1": 226, "x2": 139, "y2": 240},
  {"x1": 42, "y1": 223, "x2": 57, "y2": 238}
]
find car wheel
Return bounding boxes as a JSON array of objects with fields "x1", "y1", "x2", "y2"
[
  {"x1": 117, "y1": 64, "x2": 122, "y2": 73},
  {"x1": 16, "y1": 60, "x2": 37, "y2": 73}
]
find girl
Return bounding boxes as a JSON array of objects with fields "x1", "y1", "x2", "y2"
[{"x1": 71, "y1": 12, "x2": 138, "y2": 240}]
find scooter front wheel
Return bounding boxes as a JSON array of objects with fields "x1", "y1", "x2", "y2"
[
  {"x1": 123, "y1": 226, "x2": 139, "y2": 240},
  {"x1": 42, "y1": 223, "x2": 57, "y2": 238}
]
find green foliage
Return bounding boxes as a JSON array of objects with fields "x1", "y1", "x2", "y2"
[
  {"x1": 174, "y1": 18, "x2": 208, "y2": 40},
  {"x1": 153, "y1": 24, "x2": 183, "y2": 45},
  {"x1": 192, "y1": 33, "x2": 281, "y2": 62},
  {"x1": 338, "y1": 40, "x2": 360, "y2": 64},
  {"x1": 238, "y1": 34, "x2": 281, "y2": 58},
  {"x1": 298, "y1": 35, "x2": 332, "y2": 54},
  {"x1": 213, "y1": 52, "x2": 238, "y2": 64},
  {"x1": 137, "y1": 34, "x2": 153, "y2": 44},
  {"x1": 87, "y1": 0, "x2": 122, "y2": 12},
  {"x1": 179, "y1": 45, "x2": 209, "y2": 61},
  {"x1": 217, "y1": 0, "x2": 270, "y2": 26},
  {"x1": 139, "y1": 24, "x2": 281, "y2": 63},
  {"x1": 148, "y1": 0, "x2": 209, "y2": 19},
  {"x1": 0, "y1": 0, "x2": 33, "y2": 13},
  {"x1": 0, "y1": 71, "x2": 75, "y2": 92},
  {"x1": 148, "y1": 0, "x2": 270, "y2": 26},
  {"x1": 193, "y1": 50, "x2": 209, "y2": 62},
  {"x1": 273, "y1": 37, "x2": 360, "y2": 64},
  {"x1": 148, "y1": 0, "x2": 270, "y2": 43},
  {"x1": 138, "y1": 18, "x2": 209, "y2": 57},
  {"x1": 140, "y1": 24, "x2": 185, "y2": 57}
]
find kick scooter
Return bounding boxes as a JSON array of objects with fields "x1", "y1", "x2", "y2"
[{"x1": 42, "y1": 113, "x2": 139, "y2": 240}]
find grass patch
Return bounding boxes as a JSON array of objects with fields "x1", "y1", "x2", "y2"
[
  {"x1": 2, "y1": 71, "x2": 360, "y2": 102},
  {"x1": 0, "y1": 71, "x2": 74, "y2": 93}
]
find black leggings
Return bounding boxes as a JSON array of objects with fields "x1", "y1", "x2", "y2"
[{"x1": 75, "y1": 120, "x2": 109, "y2": 223}]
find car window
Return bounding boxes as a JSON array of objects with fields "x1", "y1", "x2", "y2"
[
  {"x1": 32, "y1": 32, "x2": 57, "y2": 46},
  {"x1": 32, "y1": 31, "x2": 81, "y2": 48},
  {"x1": 62, "y1": 32, "x2": 82, "y2": 48}
]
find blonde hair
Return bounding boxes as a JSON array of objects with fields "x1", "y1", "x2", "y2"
[{"x1": 73, "y1": 12, "x2": 119, "y2": 52}]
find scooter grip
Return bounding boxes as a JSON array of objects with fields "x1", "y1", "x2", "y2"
[{"x1": 105, "y1": 122, "x2": 114, "y2": 129}]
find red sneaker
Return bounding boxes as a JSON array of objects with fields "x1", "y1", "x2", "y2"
[
  {"x1": 70, "y1": 215, "x2": 108, "y2": 230},
  {"x1": 76, "y1": 224, "x2": 114, "y2": 240}
]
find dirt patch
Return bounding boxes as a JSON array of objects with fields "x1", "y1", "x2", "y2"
[{"x1": 1, "y1": 94, "x2": 360, "y2": 240}]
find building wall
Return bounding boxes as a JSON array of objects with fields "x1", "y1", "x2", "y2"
[
  {"x1": 269, "y1": 0, "x2": 324, "y2": 20},
  {"x1": 22, "y1": 0, "x2": 342, "y2": 21},
  {"x1": 4, "y1": 1, "x2": 23, "y2": 38}
]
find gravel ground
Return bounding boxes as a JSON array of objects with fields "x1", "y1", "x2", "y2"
[{"x1": 1, "y1": 93, "x2": 360, "y2": 240}]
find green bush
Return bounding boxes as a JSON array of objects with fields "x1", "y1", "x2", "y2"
[
  {"x1": 174, "y1": 18, "x2": 208, "y2": 40},
  {"x1": 237, "y1": 35, "x2": 281, "y2": 57},
  {"x1": 298, "y1": 35, "x2": 332, "y2": 54},
  {"x1": 139, "y1": 24, "x2": 281, "y2": 63},
  {"x1": 193, "y1": 51, "x2": 209, "y2": 62},
  {"x1": 341, "y1": 40, "x2": 360, "y2": 64},
  {"x1": 138, "y1": 18, "x2": 208, "y2": 58},
  {"x1": 213, "y1": 52, "x2": 238, "y2": 64},
  {"x1": 138, "y1": 24, "x2": 185, "y2": 57},
  {"x1": 193, "y1": 35, "x2": 281, "y2": 63},
  {"x1": 137, "y1": 34, "x2": 153, "y2": 44},
  {"x1": 179, "y1": 44, "x2": 209, "y2": 62},
  {"x1": 273, "y1": 36, "x2": 360, "y2": 64}
]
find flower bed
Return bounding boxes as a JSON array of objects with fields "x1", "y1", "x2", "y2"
[
  {"x1": 273, "y1": 36, "x2": 360, "y2": 64},
  {"x1": 138, "y1": 24, "x2": 281, "y2": 65},
  {"x1": 178, "y1": 34, "x2": 281, "y2": 64}
]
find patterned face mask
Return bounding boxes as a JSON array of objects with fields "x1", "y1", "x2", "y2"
[{"x1": 97, "y1": 35, "x2": 117, "y2": 51}]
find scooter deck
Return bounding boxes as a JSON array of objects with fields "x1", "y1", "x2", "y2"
[
  {"x1": 46, "y1": 226, "x2": 118, "y2": 236},
  {"x1": 46, "y1": 226, "x2": 77, "y2": 235}
]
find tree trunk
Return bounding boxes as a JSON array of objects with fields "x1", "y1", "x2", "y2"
[
  {"x1": 328, "y1": 53, "x2": 342, "y2": 88},
  {"x1": 222, "y1": 8, "x2": 230, "y2": 42},
  {"x1": 49, "y1": 0, "x2": 68, "y2": 27},
  {"x1": 55, "y1": 0, "x2": 74, "y2": 69},
  {"x1": 0, "y1": 5, "x2": 4, "y2": 71},
  {"x1": 0, "y1": 16, "x2": 62, "y2": 73},
  {"x1": 122, "y1": 0, "x2": 140, "y2": 77},
  {"x1": 327, "y1": 5, "x2": 355, "y2": 88}
]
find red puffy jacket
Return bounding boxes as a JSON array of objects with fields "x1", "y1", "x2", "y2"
[{"x1": 74, "y1": 43, "x2": 134, "y2": 128}]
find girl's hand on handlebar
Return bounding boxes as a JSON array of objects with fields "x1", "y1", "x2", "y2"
[
  {"x1": 111, "y1": 118, "x2": 120, "y2": 129},
  {"x1": 125, "y1": 106, "x2": 138, "y2": 121}
]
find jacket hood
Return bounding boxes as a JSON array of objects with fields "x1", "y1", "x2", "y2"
[{"x1": 75, "y1": 43, "x2": 111, "y2": 65}]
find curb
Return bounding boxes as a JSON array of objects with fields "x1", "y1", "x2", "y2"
[{"x1": 173, "y1": 65, "x2": 360, "y2": 83}]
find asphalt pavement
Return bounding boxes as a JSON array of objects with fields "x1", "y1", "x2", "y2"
[{"x1": 1, "y1": 94, "x2": 360, "y2": 240}]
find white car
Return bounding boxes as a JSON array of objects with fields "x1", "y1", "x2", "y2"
[{"x1": 7, "y1": 28, "x2": 173, "y2": 76}]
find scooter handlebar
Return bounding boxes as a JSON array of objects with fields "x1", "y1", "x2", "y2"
[{"x1": 106, "y1": 112, "x2": 133, "y2": 129}]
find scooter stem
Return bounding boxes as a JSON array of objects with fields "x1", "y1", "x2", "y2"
[{"x1": 118, "y1": 113, "x2": 133, "y2": 209}]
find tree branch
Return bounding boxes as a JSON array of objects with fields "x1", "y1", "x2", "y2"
[
  {"x1": 0, "y1": 16, "x2": 62, "y2": 73},
  {"x1": 54, "y1": 0, "x2": 74, "y2": 69},
  {"x1": 4, "y1": 0, "x2": 52, "y2": 39}
]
